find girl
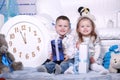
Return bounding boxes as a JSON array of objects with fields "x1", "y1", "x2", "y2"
[
  {"x1": 76, "y1": 16, "x2": 109, "y2": 74},
  {"x1": 65, "y1": 16, "x2": 109, "y2": 74}
]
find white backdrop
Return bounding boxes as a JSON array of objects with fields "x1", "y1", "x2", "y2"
[
  {"x1": 36, "y1": 0, "x2": 120, "y2": 29},
  {"x1": 16, "y1": 0, "x2": 120, "y2": 28},
  {"x1": 1, "y1": 0, "x2": 119, "y2": 67}
]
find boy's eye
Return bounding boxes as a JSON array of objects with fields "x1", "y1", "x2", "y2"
[
  {"x1": 58, "y1": 25, "x2": 62, "y2": 27},
  {"x1": 81, "y1": 26, "x2": 84, "y2": 28}
]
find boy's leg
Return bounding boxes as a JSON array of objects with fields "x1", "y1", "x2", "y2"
[
  {"x1": 37, "y1": 65, "x2": 47, "y2": 72},
  {"x1": 53, "y1": 61, "x2": 62, "y2": 75},
  {"x1": 60, "y1": 59, "x2": 74, "y2": 74},
  {"x1": 45, "y1": 61, "x2": 56, "y2": 73},
  {"x1": 64, "y1": 66, "x2": 74, "y2": 74},
  {"x1": 55, "y1": 64, "x2": 62, "y2": 75},
  {"x1": 42, "y1": 59, "x2": 51, "y2": 65},
  {"x1": 37, "y1": 59, "x2": 51, "y2": 72}
]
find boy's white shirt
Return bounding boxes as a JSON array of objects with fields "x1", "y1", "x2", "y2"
[{"x1": 47, "y1": 32, "x2": 76, "y2": 59}]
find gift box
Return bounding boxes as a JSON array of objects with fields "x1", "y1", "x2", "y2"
[
  {"x1": 51, "y1": 39, "x2": 64, "y2": 61},
  {"x1": 78, "y1": 44, "x2": 89, "y2": 73}
]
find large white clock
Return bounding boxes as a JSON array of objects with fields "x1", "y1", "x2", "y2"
[{"x1": 0, "y1": 15, "x2": 49, "y2": 67}]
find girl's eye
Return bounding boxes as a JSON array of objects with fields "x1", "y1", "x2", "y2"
[{"x1": 64, "y1": 26, "x2": 68, "y2": 27}]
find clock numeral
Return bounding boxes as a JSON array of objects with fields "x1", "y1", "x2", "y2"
[
  {"x1": 38, "y1": 38, "x2": 41, "y2": 43},
  {"x1": 21, "y1": 25, "x2": 26, "y2": 30},
  {"x1": 33, "y1": 31, "x2": 37, "y2": 36},
  {"x1": 10, "y1": 34, "x2": 15, "y2": 39},
  {"x1": 26, "y1": 54, "x2": 29, "y2": 59},
  {"x1": 13, "y1": 47, "x2": 17, "y2": 53},
  {"x1": 32, "y1": 52, "x2": 35, "y2": 57},
  {"x1": 36, "y1": 46, "x2": 40, "y2": 51},
  {"x1": 14, "y1": 27, "x2": 19, "y2": 33},
  {"x1": 9, "y1": 41, "x2": 12, "y2": 46},
  {"x1": 19, "y1": 52, "x2": 22, "y2": 58}
]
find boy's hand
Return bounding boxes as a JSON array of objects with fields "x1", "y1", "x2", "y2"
[
  {"x1": 49, "y1": 54, "x2": 53, "y2": 61},
  {"x1": 90, "y1": 57, "x2": 95, "y2": 63},
  {"x1": 64, "y1": 55, "x2": 69, "y2": 61}
]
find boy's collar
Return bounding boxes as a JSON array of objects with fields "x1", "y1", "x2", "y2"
[
  {"x1": 59, "y1": 35, "x2": 67, "y2": 39},
  {"x1": 56, "y1": 33, "x2": 70, "y2": 39}
]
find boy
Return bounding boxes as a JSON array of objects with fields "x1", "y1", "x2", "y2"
[{"x1": 37, "y1": 15, "x2": 75, "y2": 74}]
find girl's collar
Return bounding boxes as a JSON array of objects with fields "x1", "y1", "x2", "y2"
[{"x1": 82, "y1": 36, "x2": 91, "y2": 39}]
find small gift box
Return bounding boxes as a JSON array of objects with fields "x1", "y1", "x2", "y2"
[
  {"x1": 78, "y1": 44, "x2": 89, "y2": 73},
  {"x1": 51, "y1": 39, "x2": 64, "y2": 61}
]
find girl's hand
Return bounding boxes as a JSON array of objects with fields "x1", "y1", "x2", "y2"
[
  {"x1": 76, "y1": 41, "x2": 81, "y2": 49},
  {"x1": 90, "y1": 57, "x2": 95, "y2": 63},
  {"x1": 76, "y1": 41, "x2": 79, "y2": 49},
  {"x1": 64, "y1": 55, "x2": 69, "y2": 61}
]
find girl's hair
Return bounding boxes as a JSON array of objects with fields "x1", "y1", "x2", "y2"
[
  {"x1": 76, "y1": 16, "x2": 97, "y2": 43},
  {"x1": 56, "y1": 15, "x2": 71, "y2": 28}
]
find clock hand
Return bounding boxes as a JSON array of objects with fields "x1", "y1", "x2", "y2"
[
  {"x1": 20, "y1": 31, "x2": 27, "y2": 44},
  {"x1": 24, "y1": 33, "x2": 27, "y2": 44}
]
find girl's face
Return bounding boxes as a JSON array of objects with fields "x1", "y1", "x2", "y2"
[
  {"x1": 55, "y1": 19, "x2": 70, "y2": 36},
  {"x1": 78, "y1": 19, "x2": 92, "y2": 37}
]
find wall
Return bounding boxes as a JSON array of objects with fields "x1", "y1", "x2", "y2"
[
  {"x1": 1, "y1": 0, "x2": 119, "y2": 28},
  {"x1": 17, "y1": 0, "x2": 36, "y2": 15},
  {"x1": 36, "y1": 0, "x2": 120, "y2": 29}
]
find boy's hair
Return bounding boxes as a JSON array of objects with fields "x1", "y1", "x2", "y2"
[
  {"x1": 56, "y1": 15, "x2": 71, "y2": 28},
  {"x1": 76, "y1": 16, "x2": 97, "y2": 42}
]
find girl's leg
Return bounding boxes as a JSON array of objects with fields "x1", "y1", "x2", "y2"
[{"x1": 90, "y1": 63, "x2": 109, "y2": 74}]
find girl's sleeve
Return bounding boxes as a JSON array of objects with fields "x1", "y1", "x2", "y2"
[{"x1": 93, "y1": 37, "x2": 102, "y2": 63}]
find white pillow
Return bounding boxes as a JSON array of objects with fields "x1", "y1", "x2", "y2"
[{"x1": 97, "y1": 28, "x2": 120, "y2": 39}]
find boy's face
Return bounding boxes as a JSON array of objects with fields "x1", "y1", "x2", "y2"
[{"x1": 55, "y1": 19, "x2": 70, "y2": 36}]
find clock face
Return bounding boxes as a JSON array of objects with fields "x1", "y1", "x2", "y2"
[
  {"x1": 0, "y1": 15, "x2": 49, "y2": 67},
  {"x1": 8, "y1": 22, "x2": 43, "y2": 60}
]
